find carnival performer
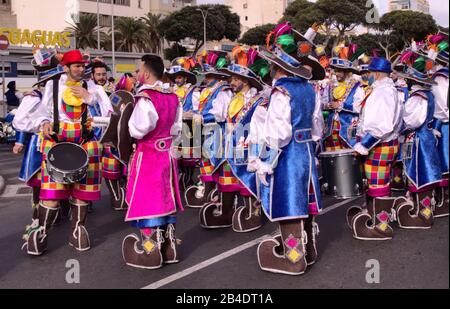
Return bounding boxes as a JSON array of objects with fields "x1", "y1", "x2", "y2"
[
  {"x1": 166, "y1": 57, "x2": 201, "y2": 190},
  {"x1": 424, "y1": 32, "x2": 449, "y2": 218},
  {"x1": 183, "y1": 50, "x2": 232, "y2": 209},
  {"x1": 254, "y1": 22, "x2": 324, "y2": 275},
  {"x1": 13, "y1": 50, "x2": 65, "y2": 241},
  {"x1": 199, "y1": 46, "x2": 269, "y2": 232},
  {"x1": 346, "y1": 57, "x2": 404, "y2": 240},
  {"x1": 122, "y1": 54, "x2": 183, "y2": 270},
  {"x1": 393, "y1": 46, "x2": 443, "y2": 229},
  {"x1": 323, "y1": 43, "x2": 366, "y2": 151},
  {"x1": 24, "y1": 50, "x2": 107, "y2": 255}
]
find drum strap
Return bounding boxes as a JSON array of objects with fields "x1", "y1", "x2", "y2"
[
  {"x1": 52, "y1": 75, "x2": 61, "y2": 142},
  {"x1": 52, "y1": 78, "x2": 91, "y2": 143},
  {"x1": 80, "y1": 81, "x2": 92, "y2": 142}
]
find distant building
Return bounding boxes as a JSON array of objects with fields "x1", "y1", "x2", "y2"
[
  {"x1": 224, "y1": 0, "x2": 295, "y2": 35},
  {"x1": 388, "y1": 0, "x2": 430, "y2": 14}
]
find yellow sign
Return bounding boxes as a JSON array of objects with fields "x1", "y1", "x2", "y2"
[
  {"x1": 0, "y1": 28, "x2": 71, "y2": 48},
  {"x1": 116, "y1": 64, "x2": 136, "y2": 73}
]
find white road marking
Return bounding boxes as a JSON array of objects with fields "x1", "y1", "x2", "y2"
[
  {"x1": 0, "y1": 184, "x2": 32, "y2": 198},
  {"x1": 142, "y1": 235, "x2": 270, "y2": 289},
  {"x1": 141, "y1": 196, "x2": 360, "y2": 289}
]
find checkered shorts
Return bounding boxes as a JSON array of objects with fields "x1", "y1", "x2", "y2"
[
  {"x1": 102, "y1": 145, "x2": 122, "y2": 180},
  {"x1": 39, "y1": 122, "x2": 103, "y2": 201},
  {"x1": 364, "y1": 140, "x2": 399, "y2": 188},
  {"x1": 218, "y1": 162, "x2": 240, "y2": 191},
  {"x1": 324, "y1": 120, "x2": 347, "y2": 152}
]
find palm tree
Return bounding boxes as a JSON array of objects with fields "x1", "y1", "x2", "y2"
[
  {"x1": 141, "y1": 13, "x2": 163, "y2": 54},
  {"x1": 114, "y1": 17, "x2": 149, "y2": 53},
  {"x1": 65, "y1": 13, "x2": 103, "y2": 49}
]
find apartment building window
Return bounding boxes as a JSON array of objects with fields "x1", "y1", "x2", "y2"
[
  {"x1": 245, "y1": 16, "x2": 248, "y2": 21},
  {"x1": 138, "y1": 0, "x2": 141, "y2": 8},
  {"x1": 243, "y1": 3, "x2": 248, "y2": 9}
]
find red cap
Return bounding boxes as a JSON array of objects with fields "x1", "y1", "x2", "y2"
[{"x1": 60, "y1": 50, "x2": 86, "y2": 66}]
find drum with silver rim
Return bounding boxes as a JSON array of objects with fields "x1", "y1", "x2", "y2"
[
  {"x1": 46, "y1": 142, "x2": 89, "y2": 184},
  {"x1": 319, "y1": 149, "x2": 365, "y2": 199}
]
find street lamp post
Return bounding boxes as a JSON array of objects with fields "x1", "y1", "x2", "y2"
[
  {"x1": 111, "y1": 0, "x2": 116, "y2": 78},
  {"x1": 97, "y1": 0, "x2": 101, "y2": 50},
  {"x1": 196, "y1": 8, "x2": 212, "y2": 52}
]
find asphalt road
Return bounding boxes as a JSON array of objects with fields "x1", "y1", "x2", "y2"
[{"x1": 0, "y1": 144, "x2": 448, "y2": 289}]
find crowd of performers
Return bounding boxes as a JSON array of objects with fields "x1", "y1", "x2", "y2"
[{"x1": 11, "y1": 22, "x2": 448, "y2": 276}]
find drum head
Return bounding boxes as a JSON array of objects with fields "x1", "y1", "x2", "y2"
[
  {"x1": 48, "y1": 143, "x2": 88, "y2": 171},
  {"x1": 109, "y1": 90, "x2": 134, "y2": 114}
]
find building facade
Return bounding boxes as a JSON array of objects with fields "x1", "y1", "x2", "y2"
[
  {"x1": 224, "y1": 0, "x2": 294, "y2": 34},
  {"x1": 388, "y1": 0, "x2": 430, "y2": 14}
]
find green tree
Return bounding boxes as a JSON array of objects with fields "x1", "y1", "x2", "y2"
[
  {"x1": 164, "y1": 43, "x2": 188, "y2": 61},
  {"x1": 114, "y1": 17, "x2": 149, "y2": 53},
  {"x1": 239, "y1": 24, "x2": 275, "y2": 46},
  {"x1": 65, "y1": 13, "x2": 103, "y2": 49},
  {"x1": 158, "y1": 4, "x2": 241, "y2": 54},
  {"x1": 282, "y1": 0, "x2": 325, "y2": 34},
  {"x1": 350, "y1": 33, "x2": 386, "y2": 57},
  {"x1": 141, "y1": 12, "x2": 164, "y2": 54},
  {"x1": 315, "y1": 0, "x2": 369, "y2": 39},
  {"x1": 378, "y1": 10, "x2": 439, "y2": 45}
]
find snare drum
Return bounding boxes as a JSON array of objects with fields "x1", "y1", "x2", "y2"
[
  {"x1": 319, "y1": 149, "x2": 365, "y2": 199},
  {"x1": 46, "y1": 143, "x2": 89, "y2": 184}
]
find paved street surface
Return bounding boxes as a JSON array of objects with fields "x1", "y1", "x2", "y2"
[{"x1": 0, "y1": 144, "x2": 448, "y2": 289}]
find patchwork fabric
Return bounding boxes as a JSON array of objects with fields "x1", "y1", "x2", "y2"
[
  {"x1": 39, "y1": 122, "x2": 102, "y2": 201},
  {"x1": 218, "y1": 162, "x2": 240, "y2": 186},
  {"x1": 102, "y1": 145, "x2": 122, "y2": 180},
  {"x1": 364, "y1": 140, "x2": 399, "y2": 188},
  {"x1": 62, "y1": 99, "x2": 86, "y2": 120},
  {"x1": 200, "y1": 158, "x2": 214, "y2": 176},
  {"x1": 324, "y1": 120, "x2": 346, "y2": 151}
]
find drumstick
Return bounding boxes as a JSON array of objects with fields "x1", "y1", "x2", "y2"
[{"x1": 92, "y1": 117, "x2": 111, "y2": 125}]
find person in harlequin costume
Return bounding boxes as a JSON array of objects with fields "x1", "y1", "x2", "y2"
[
  {"x1": 24, "y1": 50, "x2": 108, "y2": 256},
  {"x1": 165, "y1": 57, "x2": 201, "y2": 191},
  {"x1": 122, "y1": 54, "x2": 183, "y2": 270},
  {"x1": 197, "y1": 46, "x2": 270, "y2": 232},
  {"x1": 323, "y1": 42, "x2": 366, "y2": 151},
  {"x1": 422, "y1": 32, "x2": 449, "y2": 218},
  {"x1": 13, "y1": 49, "x2": 65, "y2": 243},
  {"x1": 86, "y1": 60, "x2": 129, "y2": 212},
  {"x1": 346, "y1": 57, "x2": 404, "y2": 241},
  {"x1": 253, "y1": 22, "x2": 325, "y2": 275},
  {"x1": 183, "y1": 50, "x2": 232, "y2": 209},
  {"x1": 392, "y1": 45, "x2": 444, "y2": 229}
]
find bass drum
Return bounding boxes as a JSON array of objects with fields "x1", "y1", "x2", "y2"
[
  {"x1": 46, "y1": 143, "x2": 88, "y2": 184},
  {"x1": 319, "y1": 149, "x2": 365, "y2": 199}
]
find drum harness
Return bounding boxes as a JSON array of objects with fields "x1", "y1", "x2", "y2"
[{"x1": 51, "y1": 75, "x2": 93, "y2": 144}]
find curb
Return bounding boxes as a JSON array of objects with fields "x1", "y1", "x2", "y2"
[{"x1": 0, "y1": 175, "x2": 5, "y2": 196}]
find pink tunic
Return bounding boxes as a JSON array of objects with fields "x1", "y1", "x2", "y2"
[{"x1": 125, "y1": 89, "x2": 183, "y2": 221}]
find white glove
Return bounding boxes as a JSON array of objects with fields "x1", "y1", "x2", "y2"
[
  {"x1": 353, "y1": 142, "x2": 369, "y2": 156},
  {"x1": 432, "y1": 129, "x2": 442, "y2": 139},
  {"x1": 247, "y1": 158, "x2": 261, "y2": 173},
  {"x1": 257, "y1": 163, "x2": 274, "y2": 187}
]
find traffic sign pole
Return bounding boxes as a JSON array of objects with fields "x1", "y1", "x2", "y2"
[{"x1": 0, "y1": 35, "x2": 10, "y2": 117}]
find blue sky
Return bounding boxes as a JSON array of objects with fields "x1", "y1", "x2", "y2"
[{"x1": 197, "y1": 0, "x2": 449, "y2": 27}]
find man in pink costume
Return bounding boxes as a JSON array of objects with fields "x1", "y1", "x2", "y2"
[{"x1": 122, "y1": 54, "x2": 183, "y2": 270}]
